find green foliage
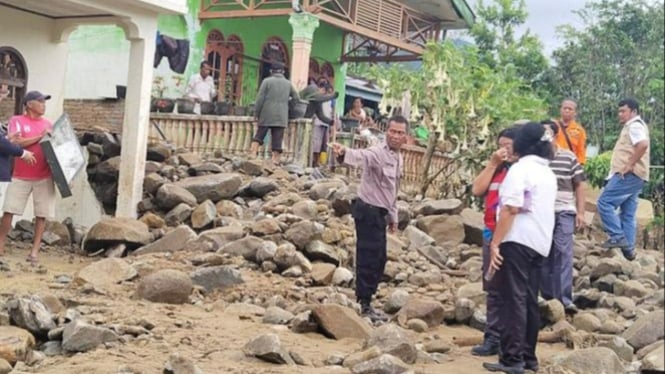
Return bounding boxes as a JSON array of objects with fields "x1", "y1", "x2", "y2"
[
  {"x1": 584, "y1": 152, "x2": 612, "y2": 189},
  {"x1": 547, "y1": 0, "x2": 664, "y2": 166},
  {"x1": 366, "y1": 41, "x2": 547, "y2": 197},
  {"x1": 468, "y1": 0, "x2": 550, "y2": 97}
]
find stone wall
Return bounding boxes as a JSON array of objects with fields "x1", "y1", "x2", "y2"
[{"x1": 64, "y1": 99, "x2": 124, "y2": 133}]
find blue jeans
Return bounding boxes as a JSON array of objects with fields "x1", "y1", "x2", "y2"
[
  {"x1": 540, "y1": 211, "x2": 575, "y2": 307},
  {"x1": 597, "y1": 173, "x2": 645, "y2": 252}
]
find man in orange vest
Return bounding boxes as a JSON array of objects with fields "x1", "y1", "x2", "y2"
[{"x1": 555, "y1": 99, "x2": 587, "y2": 165}]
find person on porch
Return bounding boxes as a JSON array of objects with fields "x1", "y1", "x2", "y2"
[
  {"x1": 251, "y1": 62, "x2": 299, "y2": 165},
  {"x1": 185, "y1": 61, "x2": 216, "y2": 115}
]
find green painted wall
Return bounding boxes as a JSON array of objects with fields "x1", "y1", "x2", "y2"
[
  {"x1": 66, "y1": 0, "x2": 348, "y2": 112},
  {"x1": 198, "y1": 16, "x2": 345, "y2": 106}
]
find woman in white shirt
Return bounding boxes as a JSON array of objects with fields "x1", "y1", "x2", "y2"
[{"x1": 483, "y1": 122, "x2": 558, "y2": 374}]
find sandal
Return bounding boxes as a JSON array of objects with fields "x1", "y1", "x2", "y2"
[{"x1": 26, "y1": 254, "x2": 39, "y2": 266}]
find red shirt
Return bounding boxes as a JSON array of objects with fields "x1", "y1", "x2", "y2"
[
  {"x1": 8, "y1": 114, "x2": 53, "y2": 180},
  {"x1": 483, "y1": 166, "x2": 509, "y2": 232}
]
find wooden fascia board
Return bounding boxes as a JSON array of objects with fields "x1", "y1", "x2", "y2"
[
  {"x1": 316, "y1": 13, "x2": 424, "y2": 55},
  {"x1": 199, "y1": 8, "x2": 292, "y2": 19}
]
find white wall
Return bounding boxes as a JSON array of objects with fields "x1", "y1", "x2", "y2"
[
  {"x1": 0, "y1": 7, "x2": 104, "y2": 228},
  {"x1": 0, "y1": 6, "x2": 69, "y2": 121}
]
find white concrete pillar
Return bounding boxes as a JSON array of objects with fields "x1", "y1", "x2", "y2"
[
  {"x1": 289, "y1": 12, "x2": 320, "y2": 91},
  {"x1": 115, "y1": 20, "x2": 157, "y2": 218}
]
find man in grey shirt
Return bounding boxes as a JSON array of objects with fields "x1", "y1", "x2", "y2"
[
  {"x1": 251, "y1": 62, "x2": 299, "y2": 165},
  {"x1": 331, "y1": 115, "x2": 408, "y2": 322}
]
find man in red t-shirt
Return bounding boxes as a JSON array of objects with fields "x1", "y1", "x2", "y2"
[{"x1": 0, "y1": 91, "x2": 54, "y2": 265}]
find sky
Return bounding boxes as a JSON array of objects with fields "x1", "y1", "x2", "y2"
[{"x1": 462, "y1": 0, "x2": 586, "y2": 57}]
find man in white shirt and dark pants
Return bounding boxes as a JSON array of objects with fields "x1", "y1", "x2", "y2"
[
  {"x1": 598, "y1": 98, "x2": 650, "y2": 261},
  {"x1": 185, "y1": 61, "x2": 216, "y2": 114}
]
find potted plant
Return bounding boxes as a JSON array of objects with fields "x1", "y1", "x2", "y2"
[{"x1": 151, "y1": 76, "x2": 174, "y2": 113}]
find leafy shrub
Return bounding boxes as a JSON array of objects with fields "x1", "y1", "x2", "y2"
[{"x1": 584, "y1": 152, "x2": 612, "y2": 189}]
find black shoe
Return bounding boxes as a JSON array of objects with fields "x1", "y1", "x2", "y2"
[
  {"x1": 482, "y1": 362, "x2": 525, "y2": 374},
  {"x1": 471, "y1": 340, "x2": 500, "y2": 356},
  {"x1": 600, "y1": 237, "x2": 630, "y2": 250},
  {"x1": 361, "y1": 305, "x2": 388, "y2": 323},
  {"x1": 564, "y1": 303, "x2": 579, "y2": 315},
  {"x1": 622, "y1": 249, "x2": 636, "y2": 261},
  {"x1": 524, "y1": 361, "x2": 539, "y2": 372}
]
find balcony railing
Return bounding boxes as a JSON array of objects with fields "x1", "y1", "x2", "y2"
[
  {"x1": 149, "y1": 113, "x2": 452, "y2": 196},
  {"x1": 199, "y1": 0, "x2": 442, "y2": 53},
  {"x1": 149, "y1": 113, "x2": 312, "y2": 166}
]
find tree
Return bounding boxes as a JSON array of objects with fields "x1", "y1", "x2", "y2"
[
  {"x1": 368, "y1": 41, "x2": 546, "y2": 197},
  {"x1": 547, "y1": 0, "x2": 664, "y2": 217},
  {"x1": 548, "y1": 0, "x2": 664, "y2": 154},
  {"x1": 469, "y1": 0, "x2": 550, "y2": 95}
]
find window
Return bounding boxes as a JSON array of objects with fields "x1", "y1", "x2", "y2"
[
  {"x1": 259, "y1": 37, "x2": 289, "y2": 83},
  {"x1": 0, "y1": 47, "x2": 28, "y2": 119},
  {"x1": 205, "y1": 30, "x2": 244, "y2": 104}
]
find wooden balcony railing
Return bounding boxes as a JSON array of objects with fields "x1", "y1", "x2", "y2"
[
  {"x1": 149, "y1": 113, "x2": 452, "y2": 196},
  {"x1": 199, "y1": 0, "x2": 442, "y2": 54}
]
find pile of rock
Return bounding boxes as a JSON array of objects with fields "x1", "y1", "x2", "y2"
[
  {"x1": 0, "y1": 295, "x2": 127, "y2": 371},
  {"x1": 3, "y1": 140, "x2": 663, "y2": 373}
]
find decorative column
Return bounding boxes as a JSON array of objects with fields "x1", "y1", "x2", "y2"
[
  {"x1": 115, "y1": 19, "x2": 158, "y2": 218},
  {"x1": 289, "y1": 12, "x2": 320, "y2": 91}
]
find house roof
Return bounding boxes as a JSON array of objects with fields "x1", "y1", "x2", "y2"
[
  {"x1": 346, "y1": 75, "x2": 383, "y2": 103},
  {"x1": 397, "y1": 0, "x2": 475, "y2": 29},
  {"x1": 0, "y1": 0, "x2": 186, "y2": 19}
]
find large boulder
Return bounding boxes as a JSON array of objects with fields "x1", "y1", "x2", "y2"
[
  {"x1": 132, "y1": 225, "x2": 197, "y2": 256},
  {"x1": 198, "y1": 226, "x2": 245, "y2": 250},
  {"x1": 403, "y1": 226, "x2": 435, "y2": 249},
  {"x1": 83, "y1": 218, "x2": 152, "y2": 252},
  {"x1": 0, "y1": 326, "x2": 35, "y2": 365},
  {"x1": 218, "y1": 236, "x2": 267, "y2": 262},
  {"x1": 155, "y1": 184, "x2": 198, "y2": 210},
  {"x1": 243, "y1": 334, "x2": 294, "y2": 365},
  {"x1": 6, "y1": 297, "x2": 56, "y2": 337},
  {"x1": 364, "y1": 324, "x2": 417, "y2": 364},
  {"x1": 74, "y1": 258, "x2": 137, "y2": 288},
  {"x1": 62, "y1": 320, "x2": 119, "y2": 352},
  {"x1": 245, "y1": 177, "x2": 279, "y2": 198},
  {"x1": 137, "y1": 269, "x2": 193, "y2": 304},
  {"x1": 621, "y1": 310, "x2": 664, "y2": 350},
  {"x1": 309, "y1": 180, "x2": 345, "y2": 201},
  {"x1": 312, "y1": 304, "x2": 373, "y2": 340},
  {"x1": 413, "y1": 199, "x2": 463, "y2": 216},
  {"x1": 415, "y1": 215, "x2": 465, "y2": 246},
  {"x1": 303, "y1": 240, "x2": 340, "y2": 265},
  {"x1": 460, "y1": 208, "x2": 485, "y2": 246},
  {"x1": 190, "y1": 266, "x2": 244, "y2": 293},
  {"x1": 640, "y1": 341, "x2": 665, "y2": 372},
  {"x1": 396, "y1": 299, "x2": 444, "y2": 328},
  {"x1": 351, "y1": 354, "x2": 410, "y2": 374},
  {"x1": 173, "y1": 173, "x2": 242, "y2": 202},
  {"x1": 284, "y1": 221, "x2": 324, "y2": 250},
  {"x1": 546, "y1": 347, "x2": 624, "y2": 374},
  {"x1": 190, "y1": 200, "x2": 217, "y2": 229},
  {"x1": 272, "y1": 243, "x2": 312, "y2": 272}
]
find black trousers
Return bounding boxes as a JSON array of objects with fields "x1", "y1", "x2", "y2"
[
  {"x1": 352, "y1": 199, "x2": 388, "y2": 303},
  {"x1": 495, "y1": 241, "x2": 544, "y2": 368},
  {"x1": 253, "y1": 126, "x2": 285, "y2": 152}
]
